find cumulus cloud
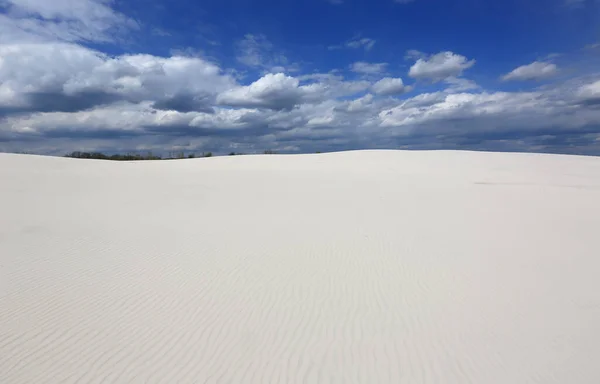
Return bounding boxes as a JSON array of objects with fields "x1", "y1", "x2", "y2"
[
  {"x1": 2, "y1": 38, "x2": 600, "y2": 156},
  {"x1": 216, "y1": 71, "x2": 369, "y2": 112},
  {"x1": 408, "y1": 51, "x2": 475, "y2": 81},
  {"x1": 299, "y1": 73, "x2": 371, "y2": 100},
  {"x1": 216, "y1": 73, "x2": 317, "y2": 110},
  {"x1": 2, "y1": 101, "x2": 268, "y2": 141},
  {"x1": 0, "y1": 43, "x2": 236, "y2": 114},
  {"x1": 351, "y1": 62, "x2": 388, "y2": 74},
  {"x1": 502, "y1": 62, "x2": 559, "y2": 81},
  {"x1": 4, "y1": 76, "x2": 600, "y2": 155},
  {"x1": 345, "y1": 94, "x2": 374, "y2": 113},
  {"x1": 577, "y1": 79, "x2": 600, "y2": 105},
  {"x1": 371, "y1": 78, "x2": 408, "y2": 95}
]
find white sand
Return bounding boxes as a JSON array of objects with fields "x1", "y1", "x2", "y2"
[{"x1": 1, "y1": 150, "x2": 600, "y2": 383}]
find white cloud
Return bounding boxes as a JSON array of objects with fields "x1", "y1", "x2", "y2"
[
  {"x1": 189, "y1": 108, "x2": 262, "y2": 130},
  {"x1": 217, "y1": 73, "x2": 314, "y2": 110},
  {"x1": 236, "y1": 34, "x2": 274, "y2": 67},
  {"x1": 5, "y1": 76, "x2": 600, "y2": 155},
  {"x1": 584, "y1": 42, "x2": 600, "y2": 50},
  {"x1": 0, "y1": 42, "x2": 236, "y2": 113},
  {"x1": 151, "y1": 28, "x2": 171, "y2": 37},
  {"x1": 329, "y1": 37, "x2": 376, "y2": 51},
  {"x1": 371, "y1": 78, "x2": 408, "y2": 96},
  {"x1": 334, "y1": 94, "x2": 393, "y2": 120},
  {"x1": 307, "y1": 111, "x2": 336, "y2": 127},
  {"x1": 577, "y1": 79, "x2": 600, "y2": 104},
  {"x1": 1, "y1": 101, "x2": 271, "y2": 140},
  {"x1": 444, "y1": 77, "x2": 480, "y2": 92},
  {"x1": 0, "y1": 0, "x2": 138, "y2": 43},
  {"x1": 3, "y1": 102, "x2": 162, "y2": 136},
  {"x1": 0, "y1": 40, "x2": 371, "y2": 119},
  {"x1": 299, "y1": 73, "x2": 371, "y2": 99},
  {"x1": 378, "y1": 90, "x2": 586, "y2": 133},
  {"x1": 351, "y1": 62, "x2": 388, "y2": 74},
  {"x1": 405, "y1": 49, "x2": 425, "y2": 60},
  {"x1": 502, "y1": 62, "x2": 559, "y2": 81},
  {"x1": 346, "y1": 38, "x2": 376, "y2": 51},
  {"x1": 343, "y1": 94, "x2": 374, "y2": 113},
  {"x1": 408, "y1": 51, "x2": 475, "y2": 81}
]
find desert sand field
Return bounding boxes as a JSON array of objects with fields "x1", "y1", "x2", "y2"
[{"x1": 1, "y1": 150, "x2": 600, "y2": 383}]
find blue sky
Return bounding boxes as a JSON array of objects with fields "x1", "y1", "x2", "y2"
[{"x1": 1, "y1": 0, "x2": 600, "y2": 155}]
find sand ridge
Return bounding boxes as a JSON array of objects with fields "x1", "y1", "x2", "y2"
[{"x1": 1, "y1": 150, "x2": 600, "y2": 383}]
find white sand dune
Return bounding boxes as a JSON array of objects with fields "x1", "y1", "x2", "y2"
[{"x1": 1, "y1": 150, "x2": 600, "y2": 383}]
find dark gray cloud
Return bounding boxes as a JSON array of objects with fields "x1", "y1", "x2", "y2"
[
  {"x1": 0, "y1": 91, "x2": 122, "y2": 118},
  {"x1": 151, "y1": 93, "x2": 215, "y2": 113},
  {"x1": 28, "y1": 91, "x2": 122, "y2": 113}
]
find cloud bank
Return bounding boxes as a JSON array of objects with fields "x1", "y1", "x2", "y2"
[{"x1": 1, "y1": 1, "x2": 600, "y2": 156}]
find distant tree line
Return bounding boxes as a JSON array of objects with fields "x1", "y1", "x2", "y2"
[
  {"x1": 64, "y1": 150, "x2": 281, "y2": 161},
  {"x1": 65, "y1": 151, "x2": 212, "y2": 161}
]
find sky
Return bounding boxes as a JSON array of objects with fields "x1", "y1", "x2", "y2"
[{"x1": 1, "y1": 0, "x2": 600, "y2": 155}]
